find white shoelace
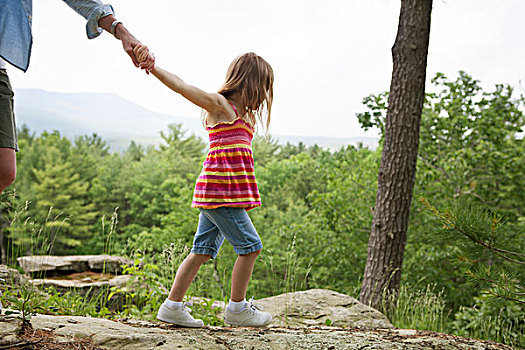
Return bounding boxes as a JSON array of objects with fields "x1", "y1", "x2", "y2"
[{"x1": 246, "y1": 297, "x2": 264, "y2": 314}]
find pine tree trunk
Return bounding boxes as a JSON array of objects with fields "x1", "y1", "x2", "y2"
[{"x1": 359, "y1": 0, "x2": 433, "y2": 311}]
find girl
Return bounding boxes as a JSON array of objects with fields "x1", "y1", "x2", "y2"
[{"x1": 134, "y1": 46, "x2": 274, "y2": 327}]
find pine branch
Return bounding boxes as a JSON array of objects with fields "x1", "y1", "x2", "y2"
[
  {"x1": 420, "y1": 197, "x2": 525, "y2": 264},
  {"x1": 485, "y1": 289, "x2": 525, "y2": 305},
  {"x1": 449, "y1": 224, "x2": 524, "y2": 264},
  {"x1": 470, "y1": 273, "x2": 525, "y2": 304}
]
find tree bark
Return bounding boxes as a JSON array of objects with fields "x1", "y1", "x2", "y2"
[{"x1": 359, "y1": 0, "x2": 433, "y2": 311}]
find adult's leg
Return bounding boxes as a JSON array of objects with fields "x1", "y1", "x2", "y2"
[
  {"x1": 230, "y1": 249, "x2": 262, "y2": 302},
  {"x1": 0, "y1": 147, "x2": 16, "y2": 193},
  {"x1": 0, "y1": 69, "x2": 17, "y2": 192},
  {"x1": 168, "y1": 253, "x2": 211, "y2": 302}
]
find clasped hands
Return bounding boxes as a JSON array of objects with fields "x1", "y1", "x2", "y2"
[
  {"x1": 133, "y1": 44, "x2": 154, "y2": 73},
  {"x1": 119, "y1": 32, "x2": 155, "y2": 73}
]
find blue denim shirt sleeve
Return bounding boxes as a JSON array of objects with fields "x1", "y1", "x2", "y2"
[
  {"x1": 0, "y1": 0, "x2": 33, "y2": 71},
  {"x1": 61, "y1": 0, "x2": 115, "y2": 39}
]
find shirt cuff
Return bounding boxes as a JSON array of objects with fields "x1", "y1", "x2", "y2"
[{"x1": 86, "y1": 4, "x2": 114, "y2": 39}]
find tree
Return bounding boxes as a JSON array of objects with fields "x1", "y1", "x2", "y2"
[
  {"x1": 356, "y1": 71, "x2": 525, "y2": 309},
  {"x1": 419, "y1": 73, "x2": 525, "y2": 220},
  {"x1": 30, "y1": 150, "x2": 98, "y2": 253},
  {"x1": 360, "y1": 0, "x2": 433, "y2": 310},
  {"x1": 422, "y1": 197, "x2": 524, "y2": 348},
  {"x1": 422, "y1": 198, "x2": 524, "y2": 305}
]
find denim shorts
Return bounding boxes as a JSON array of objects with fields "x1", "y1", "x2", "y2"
[{"x1": 191, "y1": 207, "x2": 263, "y2": 259}]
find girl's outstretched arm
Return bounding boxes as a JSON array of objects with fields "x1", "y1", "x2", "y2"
[
  {"x1": 134, "y1": 46, "x2": 223, "y2": 114},
  {"x1": 151, "y1": 66, "x2": 224, "y2": 113}
]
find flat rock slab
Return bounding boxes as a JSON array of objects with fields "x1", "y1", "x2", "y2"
[
  {"x1": 257, "y1": 289, "x2": 393, "y2": 329},
  {"x1": 17, "y1": 255, "x2": 132, "y2": 275},
  {"x1": 187, "y1": 289, "x2": 393, "y2": 329},
  {"x1": 30, "y1": 274, "x2": 132, "y2": 291},
  {"x1": 0, "y1": 316, "x2": 23, "y2": 347},
  {"x1": 28, "y1": 315, "x2": 512, "y2": 350}
]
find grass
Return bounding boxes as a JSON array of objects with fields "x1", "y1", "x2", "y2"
[
  {"x1": 3, "y1": 241, "x2": 523, "y2": 348},
  {"x1": 381, "y1": 283, "x2": 450, "y2": 332},
  {"x1": 453, "y1": 313, "x2": 524, "y2": 349},
  {"x1": 1, "y1": 199, "x2": 522, "y2": 348}
]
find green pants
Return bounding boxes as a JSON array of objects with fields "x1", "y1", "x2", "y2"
[{"x1": 0, "y1": 69, "x2": 18, "y2": 151}]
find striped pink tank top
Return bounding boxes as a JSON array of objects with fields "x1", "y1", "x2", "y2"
[{"x1": 192, "y1": 108, "x2": 261, "y2": 210}]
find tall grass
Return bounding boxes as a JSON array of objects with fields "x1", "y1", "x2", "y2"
[
  {"x1": 2, "y1": 201, "x2": 522, "y2": 349},
  {"x1": 260, "y1": 230, "x2": 312, "y2": 298},
  {"x1": 7, "y1": 202, "x2": 67, "y2": 263},
  {"x1": 1, "y1": 202, "x2": 116, "y2": 320},
  {"x1": 451, "y1": 296, "x2": 525, "y2": 349},
  {"x1": 379, "y1": 284, "x2": 523, "y2": 348},
  {"x1": 382, "y1": 283, "x2": 449, "y2": 332},
  {"x1": 453, "y1": 313, "x2": 524, "y2": 349}
]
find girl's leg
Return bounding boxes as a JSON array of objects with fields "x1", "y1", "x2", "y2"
[
  {"x1": 230, "y1": 249, "x2": 262, "y2": 302},
  {"x1": 168, "y1": 253, "x2": 211, "y2": 301}
]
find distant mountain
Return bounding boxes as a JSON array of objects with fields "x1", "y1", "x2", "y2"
[
  {"x1": 14, "y1": 88, "x2": 206, "y2": 137},
  {"x1": 14, "y1": 89, "x2": 378, "y2": 151}
]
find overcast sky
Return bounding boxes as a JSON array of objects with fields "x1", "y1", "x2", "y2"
[{"x1": 7, "y1": 0, "x2": 525, "y2": 139}]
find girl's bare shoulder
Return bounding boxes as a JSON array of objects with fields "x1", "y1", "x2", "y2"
[{"x1": 205, "y1": 94, "x2": 238, "y2": 127}]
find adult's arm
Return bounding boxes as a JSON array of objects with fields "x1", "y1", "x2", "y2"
[
  {"x1": 97, "y1": 14, "x2": 154, "y2": 68},
  {"x1": 61, "y1": 0, "x2": 154, "y2": 69}
]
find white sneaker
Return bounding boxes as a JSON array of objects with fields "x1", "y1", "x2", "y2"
[
  {"x1": 156, "y1": 301, "x2": 204, "y2": 328},
  {"x1": 224, "y1": 298, "x2": 272, "y2": 327}
]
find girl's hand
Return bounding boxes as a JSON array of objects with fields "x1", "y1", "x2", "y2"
[
  {"x1": 133, "y1": 44, "x2": 148, "y2": 63},
  {"x1": 133, "y1": 45, "x2": 155, "y2": 73}
]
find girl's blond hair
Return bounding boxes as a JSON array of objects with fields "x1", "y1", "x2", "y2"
[{"x1": 218, "y1": 52, "x2": 274, "y2": 131}]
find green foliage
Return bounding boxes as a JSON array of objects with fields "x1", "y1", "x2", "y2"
[
  {"x1": 7, "y1": 200, "x2": 69, "y2": 259},
  {"x1": 251, "y1": 135, "x2": 281, "y2": 166},
  {"x1": 357, "y1": 72, "x2": 524, "y2": 314},
  {"x1": 187, "y1": 297, "x2": 226, "y2": 326},
  {"x1": 421, "y1": 73, "x2": 524, "y2": 220},
  {"x1": 110, "y1": 259, "x2": 168, "y2": 320},
  {"x1": 420, "y1": 198, "x2": 524, "y2": 348},
  {"x1": 40, "y1": 287, "x2": 111, "y2": 318},
  {"x1": 0, "y1": 71, "x2": 523, "y2": 348},
  {"x1": 1, "y1": 284, "x2": 112, "y2": 320},
  {"x1": 303, "y1": 146, "x2": 378, "y2": 292},
  {"x1": 356, "y1": 91, "x2": 388, "y2": 139},
  {"x1": 358, "y1": 71, "x2": 525, "y2": 219},
  {"x1": 421, "y1": 197, "x2": 524, "y2": 306},
  {"x1": 109, "y1": 242, "x2": 190, "y2": 320},
  {"x1": 31, "y1": 156, "x2": 97, "y2": 251},
  {"x1": 452, "y1": 293, "x2": 524, "y2": 348},
  {"x1": 1, "y1": 284, "x2": 45, "y2": 322}
]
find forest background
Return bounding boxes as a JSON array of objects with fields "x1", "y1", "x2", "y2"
[{"x1": 0, "y1": 71, "x2": 523, "y2": 346}]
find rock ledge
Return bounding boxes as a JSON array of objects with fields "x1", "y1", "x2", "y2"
[{"x1": 21, "y1": 314, "x2": 511, "y2": 350}]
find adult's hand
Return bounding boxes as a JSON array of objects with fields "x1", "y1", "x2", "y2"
[
  {"x1": 115, "y1": 25, "x2": 155, "y2": 71},
  {"x1": 98, "y1": 15, "x2": 155, "y2": 70}
]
